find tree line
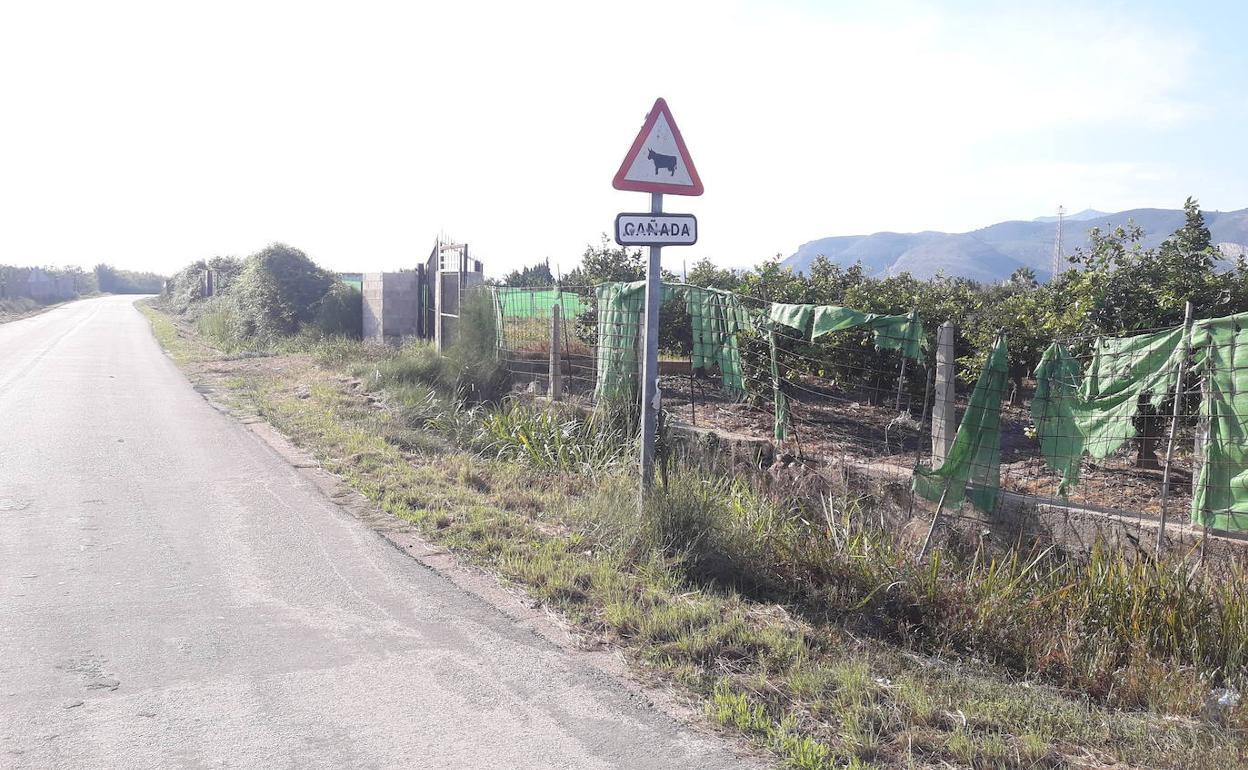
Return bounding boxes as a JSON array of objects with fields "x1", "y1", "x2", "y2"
[{"x1": 0, "y1": 263, "x2": 164, "y2": 301}]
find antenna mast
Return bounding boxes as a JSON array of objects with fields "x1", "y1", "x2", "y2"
[{"x1": 1052, "y1": 204, "x2": 1066, "y2": 277}]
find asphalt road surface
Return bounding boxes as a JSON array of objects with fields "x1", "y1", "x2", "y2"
[{"x1": 0, "y1": 296, "x2": 747, "y2": 769}]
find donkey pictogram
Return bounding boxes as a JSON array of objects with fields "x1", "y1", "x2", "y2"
[{"x1": 647, "y1": 149, "x2": 677, "y2": 176}]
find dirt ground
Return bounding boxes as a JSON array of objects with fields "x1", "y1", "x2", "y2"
[{"x1": 508, "y1": 361, "x2": 1205, "y2": 528}]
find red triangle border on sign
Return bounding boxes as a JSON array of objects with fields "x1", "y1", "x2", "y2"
[{"x1": 612, "y1": 98, "x2": 704, "y2": 196}]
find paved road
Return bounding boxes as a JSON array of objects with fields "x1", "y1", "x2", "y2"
[{"x1": 0, "y1": 297, "x2": 746, "y2": 769}]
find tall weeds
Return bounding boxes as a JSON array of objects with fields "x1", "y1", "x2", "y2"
[
  {"x1": 309, "y1": 318, "x2": 1247, "y2": 714},
  {"x1": 578, "y1": 468, "x2": 1248, "y2": 709},
  {"x1": 479, "y1": 400, "x2": 635, "y2": 473}
]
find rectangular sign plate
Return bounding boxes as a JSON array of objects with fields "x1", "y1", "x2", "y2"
[{"x1": 614, "y1": 213, "x2": 698, "y2": 247}]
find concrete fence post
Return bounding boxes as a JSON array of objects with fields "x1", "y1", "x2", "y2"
[
  {"x1": 550, "y1": 304, "x2": 562, "y2": 401},
  {"x1": 434, "y1": 268, "x2": 444, "y2": 355},
  {"x1": 931, "y1": 321, "x2": 956, "y2": 468}
]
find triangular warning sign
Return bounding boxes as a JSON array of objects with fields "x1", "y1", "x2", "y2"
[{"x1": 612, "y1": 98, "x2": 703, "y2": 196}]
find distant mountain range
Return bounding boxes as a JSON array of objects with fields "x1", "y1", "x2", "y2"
[{"x1": 782, "y1": 207, "x2": 1248, "y2": 282}]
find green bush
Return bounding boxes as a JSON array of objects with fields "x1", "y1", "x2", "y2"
[
  {"x1": 233, "y1": 243, "x2": 335, "y2": 341},
  {"x1": 194, "y1": 296, "x2": 245, "y2": 350},
  {"x1": 359, "y1": 340, "x2": 449, "y2": 391},
  {"x1": 443, "y1": 288, "x2": 509, "y2": 402},
  {"x1": 0, "y1": 297, "x2": 39, "y2": 315},
  {"x1": 478, "y1": 401, "x2": 634, "y2": 472},
  {"x1": 310, "y1": 282, "x2": 362, "y2": 338}
]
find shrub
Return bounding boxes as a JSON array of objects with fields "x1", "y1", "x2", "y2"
[
  {"x1": 0, "y1": 297, "x2": 39, "y2": 315},
  {"x1": 478, "y1": 401, "x2": 634, "y2": 472},
  {"x1": 194, "y1": 296, "x2": 245, "y2": 350},
  {"x1": 443, "y1": 288, "x2": 508, "y2": 402},
  {"x1": 360, "y1": 340, "x2": 450, "y2": 391},
  {"x1": 233, "y1": 243, "x2": 335, "y2": 341},
  {"x1": 310, "y1": 282, "x2": 363, "y2": 338},
  {"x1": 600, "y1": 468, "x2": 1248, "y2": 708}
]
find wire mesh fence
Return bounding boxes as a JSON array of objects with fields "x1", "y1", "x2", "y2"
[{"x1": 490, "y1": 283, "x2": 1248, "y2": 561}]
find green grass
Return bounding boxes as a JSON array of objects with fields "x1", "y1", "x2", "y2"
[
  {"x1": 137, "y1": 300, "x2": 199, "y2": 364},
  {"x1": 477, "y1": 400, "x2": 636, "y2": 472},
  {"x1": 139, "y1": 303, "x2": 1248, "y2": 769}
]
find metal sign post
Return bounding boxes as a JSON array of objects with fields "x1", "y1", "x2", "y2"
[
  {"x1": 639, "y1": 192, "x2": 664, "y2": 485},
  {"x1": 611, "y1": 97, "x2": 703, "y2": 506}
]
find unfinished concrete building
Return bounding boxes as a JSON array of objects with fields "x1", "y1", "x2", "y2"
[{"x1": 360, "y1": 237, "x2": 484, "y2": 347}]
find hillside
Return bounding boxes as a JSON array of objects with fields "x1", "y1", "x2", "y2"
[{"x1": 784, "y1": 207, "x2": 1248, "y2": 281}]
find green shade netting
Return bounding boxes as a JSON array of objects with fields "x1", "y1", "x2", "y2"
[
  {"x1": 491, "y1": 280, "x2": 743, "y2": 401},
  {"x1": 1031, "y1": 342, "x2": 1084, "y2": 495},
  {"x1": 593, "y1": 281, "x2": 754, "y2": 401},
  {"x1": 1191, "y1": 313, "x2": 1248, "y2": 531},
  {"x1": 913, "y1": 335, "x2": 1008, "y2": 513},
  {"x1": 494, "y1": 287, "x2": 582, "y2": 355},
  {"x1": 493, "y1": 287, "x2": 589, "y2": 358},
  {"x1": 593, "y1": 281, "x2": 647, "y2": 401},
  {"x1": 684, "y1": 286, "x2": 754, "y2": 396},
  {"x1": 590, "y1": 283, "x2": 926, "y2": 443},
  {"x1": 1076, "y1": 327, "x2": 1186, "y2": 458},
  {"x1": 768, "y1": 304, "x2": 926, "y2": 360},
  {"x1": 495, "y1": 287, "x2": 588, "y2": 318},
  {"x1": 1031, "y1": 327, "x2": 1187, "y2": 496}
]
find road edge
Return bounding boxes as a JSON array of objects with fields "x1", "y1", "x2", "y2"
[{"x1": 137, "y1": 302, "x2": 767, "y2": 768}]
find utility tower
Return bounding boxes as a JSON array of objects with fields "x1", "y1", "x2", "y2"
[{"x1": 1052, "y1": 205, "x2": 1066, "y2": 277}]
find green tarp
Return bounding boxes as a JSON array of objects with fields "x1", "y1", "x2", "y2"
[
  {"x1": 1029, "y1": 316, "x2": 1248, "y2": 532},
  {"x1": 1191, "y1": 314, "x2": 1248, "y2": 530},
  {"x1": 593, "y1": 281, "x2": 754, "y2": 401},
  {"x1": 768, "y1": 304, "x2": 926, "y2": 360},
  {"x1": 593, "y1": 281, "x2": 648, "y2": 401},
  {"x1": 913, "y1": 335, "x2": 1009, "y2": 514},
  {"x1": 1031, "y1": 342, "x2": 1084, "y2": 495},
  {"x1": 588, "y1": 282, "x2": 927, "y2": 442},
  {"x1": 1031, "y1": 327, "x2": 1187, "y2": 496},
  {"x1": 685, "y1": 286, "x2": 754, "y2": 396}
]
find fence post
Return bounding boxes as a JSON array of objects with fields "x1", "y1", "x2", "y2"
[
  {"x1": 434, "y1": 268, "x2": 444, "y2": 354},
  {"x1": 1196, "y1": 348, "x2": 1211, "y2": 566},
  {"x1": 549, "y1": 303, "x2": 562, "y2": 401},
  {"x1": 931, "y1": 321, "x2": 956, "y2": 468},
  {"x1": 1156, "y1": 301, "x2": 1194, "y2": 557}
]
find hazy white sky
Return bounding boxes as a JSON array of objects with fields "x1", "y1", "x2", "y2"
[{"x1": 2, "y1": 0, "x2": 1245, "y2": 277}]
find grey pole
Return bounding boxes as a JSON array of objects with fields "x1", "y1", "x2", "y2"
[
  {"x1": 931, "y1": 321, "x2": 956, "y2": 468},
  {"x1": 549, "y1": 303, "x2": 562, "y2": 401},
  {"x1": 639, "y1": 192, "x2": 664, "y2": 498}
]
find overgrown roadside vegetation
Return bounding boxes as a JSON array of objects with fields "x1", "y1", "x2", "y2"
[
  {"x1": 1, "y1": 263, "x2": 165, "y2": 323},
  {"x1": 0, "y1": 296, "x2": 53, "y2": 323},
  {"x1": 140, "y1": 291, "x2": 1246, "y2": 770}
]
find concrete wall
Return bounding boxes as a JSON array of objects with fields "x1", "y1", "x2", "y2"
[{"x1": 362, "y1": 272, "x2": 421, "y2": 341}]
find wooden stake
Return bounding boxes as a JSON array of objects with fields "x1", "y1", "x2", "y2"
[
  {"x1": 1156, "y1": 301, "x2": 1194, "y2": 557},
  {"x1": 919, "y1": 485, "x2": 950, "y2": 560}
]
